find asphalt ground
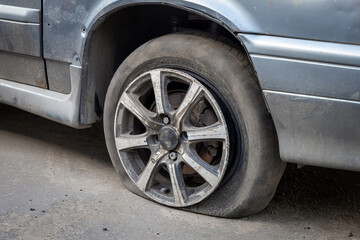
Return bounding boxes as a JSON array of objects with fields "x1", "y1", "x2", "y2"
[{"x1": 0, "y1": 104, "x2": 359, "y2": 240}]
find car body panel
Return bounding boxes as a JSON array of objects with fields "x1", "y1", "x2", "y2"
[
  {"x1": 0, "y1": 0, "x2": 46, "y2": 88},
  {"x1": 264, "y1": 90, "x2": 360, "y2": 171},
  {"x1": 0, "y1": 2, "x2": 41, "y2": 56},
  {"x1": 240, "y1": 33, "x2": 360, "y2": 171},
  {"x1": 252, "y1": 56, "x2": 360, "y2": 101},
  {"x1": 239, "y1": 34, "x2": 360, "y2": 101},
  {"x1": 0, "y1": 51, "x2": 47, "y2": 88}
]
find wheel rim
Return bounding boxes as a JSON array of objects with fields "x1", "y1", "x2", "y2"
[{"x1": 114, "y1": 68, "x2": 230, "y2": 207}]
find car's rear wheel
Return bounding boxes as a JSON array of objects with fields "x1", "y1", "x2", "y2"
[{"x1": 104, "y1": 33, "x2": 285, "y2": 217}]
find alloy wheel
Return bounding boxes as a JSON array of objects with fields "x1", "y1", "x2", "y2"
[{"x1": 114, "y1": 68, "x2": 229, "y2": 207}]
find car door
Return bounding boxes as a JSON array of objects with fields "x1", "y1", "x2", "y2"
[{"x1": 0, "y1": 0, "x2": 47, "y2": 88}]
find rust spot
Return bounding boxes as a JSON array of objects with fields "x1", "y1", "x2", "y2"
[
  {"x1": 268, "y1": 0, "x2": 274, "y2": 6},
  {"x1": 36, "y1": 78, "x2": 47, "y2": 88}
]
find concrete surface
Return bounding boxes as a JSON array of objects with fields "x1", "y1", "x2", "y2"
[{"x1": 0, "y1": 104, "x2": 359, "y2": 240}]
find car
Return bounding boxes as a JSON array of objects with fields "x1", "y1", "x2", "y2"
[{"x1": 0, "y1": 0, "x2": 359, "y2": 218}]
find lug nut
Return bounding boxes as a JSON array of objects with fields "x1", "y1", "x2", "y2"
[
  {"x1": 169, "y1": 152, "x2": 177, "y2": 160},
  {"x1": 162, "y1": 116, "x2": 170, "y2": 125}
]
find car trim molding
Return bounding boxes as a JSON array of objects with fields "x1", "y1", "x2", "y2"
[
  {"x1": 0, "y1": 4, "x2": 40, "y2": 24},
  {"x1": 239, "y1": 34, "x2": 360, "y2": 67},
  {"x1": 251, "y1": 55, "x2": 360, "y2": 101}
]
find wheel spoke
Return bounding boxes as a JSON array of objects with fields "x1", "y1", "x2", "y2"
[
  {"x1": 185, "y1": 122, "x2": 227, "y2": 142},
  {"x1": 174, "y1": 82, "x2": 203, "y2": 125},
  {"x1": 115, "y1": 133, "x2": 149, "y2": 151},
  {"x1": 151, "y1": 70, "x2": 169, "y2": 115},
  {"x1": 181, "y1": 151, "x2": 219, "y2": 187},
  {"x1": 120, "y1": 92, "x2": 158, "y2": 130},
  {"x1": 136, "y1": 161, "x2": 157, "y2": 192},
  {"x1": 136, "y1": 148, "x2": 167, "y2": 191},
  {"x1": 167, "y1": 162, "x2": 187, "y2": 205}
]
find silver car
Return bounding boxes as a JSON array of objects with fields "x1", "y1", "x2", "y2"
[{"x1": 0, "y1": 0, "x2": 359, "y2": 217}]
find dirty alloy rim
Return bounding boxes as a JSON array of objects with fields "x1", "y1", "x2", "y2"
[{"x1": 114, "y1": 68, "x2": 229, "y2": 207}]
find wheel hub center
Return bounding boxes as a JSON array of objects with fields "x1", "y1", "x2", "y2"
[{"x1": 158, "y1": 126, "x2": 179, "y2": 151}]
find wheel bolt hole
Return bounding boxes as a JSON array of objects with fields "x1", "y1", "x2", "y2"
[
  {"x1": 160, "y1": 187, "x2": 170, "y2": 194},
  {"x1": 181, "y1": 131, "x2": 188, "y2": 141}
]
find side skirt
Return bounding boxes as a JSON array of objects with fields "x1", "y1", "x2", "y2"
[{"x1": 0, "y1": 65, "x2": 88, "y2": 129}]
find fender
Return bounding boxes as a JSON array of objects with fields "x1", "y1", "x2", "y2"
[
  {"x1": 43, "y1": 0, "x2": 259, "y2": 64},
  {"x1": 43, "y1": 0, "x2": 360, "y2": 64}
]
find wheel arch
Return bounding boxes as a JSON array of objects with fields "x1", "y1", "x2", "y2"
[{"x1": 78, "y1": 2, "x2": 261, "y2": 125}]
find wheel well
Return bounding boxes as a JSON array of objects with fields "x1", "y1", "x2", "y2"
[{"x1": 80, "y1": 5, "x2": 247, "y2": 125}]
